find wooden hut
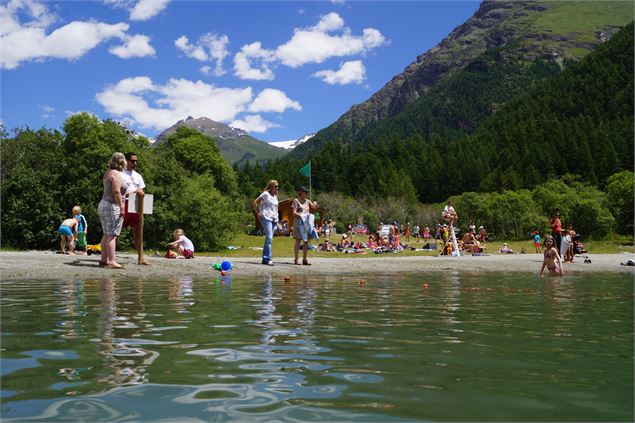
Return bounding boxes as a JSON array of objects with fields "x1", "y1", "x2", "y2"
[{"x1": 254, "y1": 198, "x2": 325, "y2": 236}]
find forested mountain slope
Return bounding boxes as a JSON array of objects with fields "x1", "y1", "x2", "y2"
[
  {"x1": 291, "y1": 0, "x2": 633, "y2": 159},
  {"x1": 250, "y1": 22, "x2": 633, "y2": 203}
]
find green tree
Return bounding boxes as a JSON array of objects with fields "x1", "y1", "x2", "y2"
[
  {"x1": 1, "y1": 128, "x2": 65, "y2": 248},
  {"x1": 605, "y1": 171, "x2": 634, "y2": 234}
]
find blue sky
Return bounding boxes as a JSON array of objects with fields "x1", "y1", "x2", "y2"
[{"x1": 1, "y1": 0, "x2": 479, "y2": 142}]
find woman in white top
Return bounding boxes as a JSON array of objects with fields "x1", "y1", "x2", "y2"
[
  {"x1": 292, "y1": 186, "x2": 318, "y2": 265},
  {"x1": 253, "y1": 180, "x2": 279, "y2": 266}
]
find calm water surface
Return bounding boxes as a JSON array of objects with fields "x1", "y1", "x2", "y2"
[{"x1": 1, "y1": 272, "x2": 633, "y2": 421}]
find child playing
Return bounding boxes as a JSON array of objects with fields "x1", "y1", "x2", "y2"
[
  {"x1": 58, "y1": 216, "x2": 79, "y2": 254},
  {"x1": 423, "y1": 226, "x2": 430, "y2": 241},
  {"x1": 540, "y1": 235, "x2": 564, "y2": 277},
  {"x1": 73, "y1": 206, "x2": 88, "y2": 254},
  {"x1": 533, "y1": 230, "x2": 541, "y2": 253},
  {"x1": 166, "y1": 229, "x2": 195, "y2": 259}
]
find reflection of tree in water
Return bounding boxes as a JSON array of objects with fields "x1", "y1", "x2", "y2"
[{"x1": 96, "y1": 277, "x2": 159, "y2": 386}]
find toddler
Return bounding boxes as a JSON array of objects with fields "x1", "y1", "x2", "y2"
[
  {"x1": 73, "y1": 206, "x2": 88, "y2": 254},
  {"x1": 58, "y1": 216, "x2": 79, "y2": 254},
  {"x1": 166, "y1": 229, "x2": 195, "y2": 259}
]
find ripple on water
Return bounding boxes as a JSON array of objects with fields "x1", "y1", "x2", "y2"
[{"x1": 0, "y1": 273, "x2": 632, "y2": 422}]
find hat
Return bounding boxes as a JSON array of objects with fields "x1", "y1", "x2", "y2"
[
  {"x1": 298, "y1": 186, "x2": 309, "y2": 193},
  {"x1": 392, "y1": 221, "x2": 397, "y2": 225},
  {"x1": 479, "y1": 226, "x2": 484, "y2": 229}
]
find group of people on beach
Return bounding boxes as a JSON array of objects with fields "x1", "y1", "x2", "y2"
[
  {"x1": 58, "y1": 152, "x2": 194, "y2": 269},
  {"x1": 253, "y1": 180, "x2": 318, "y2": 266}
]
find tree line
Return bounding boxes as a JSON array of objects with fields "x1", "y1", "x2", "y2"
[{"x1": 1, "y1": 117, "x2": 245, "y2": 251}]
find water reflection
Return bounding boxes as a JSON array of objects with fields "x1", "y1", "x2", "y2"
[
  {"x1": 96, "y1": 277, "x2": 157, "y2": 386},
  {"x1": 0, "y1": 273, "x2": 632, "y2": 422}
]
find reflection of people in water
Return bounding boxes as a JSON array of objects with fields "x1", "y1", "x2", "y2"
[
  {"x1": 168, "y1": 275, "x2": 195, "y2": 312},
  {"x1": 96, "y1": 277, "x2": 157, "y2": 386}
]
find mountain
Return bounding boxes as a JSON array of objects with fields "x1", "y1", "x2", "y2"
[
  {"x1": 268, "y1": 133, "x2": 316, "y2": 150},
  {"x1": 291, "y1": 0, "x2": 633, "y2": 158},
  {"x1": 155, "y1": 116, "x2": 287, "y2": 166}
]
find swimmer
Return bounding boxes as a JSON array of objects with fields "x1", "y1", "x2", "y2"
[{"x1": 540, "y1": 235, "x2": 564, "y2": 277}]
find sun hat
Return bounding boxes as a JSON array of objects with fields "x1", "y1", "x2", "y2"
[{"x1": 298, "y1": 186, "x2": 309, "y2": 193}]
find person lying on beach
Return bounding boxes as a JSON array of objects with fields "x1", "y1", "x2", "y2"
[
  {"x1": 540, "y1": 236, "x2": 564, "y2": 277},
  {"x1": 498, "y1": 243, "x2": 514, "y2": 254}
]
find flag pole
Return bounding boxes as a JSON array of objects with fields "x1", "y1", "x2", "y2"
[{"x1": 309, "y1": 160, "x2": 312, "y2": 201}]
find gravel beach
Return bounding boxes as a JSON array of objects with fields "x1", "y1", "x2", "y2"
[{"x1": 1, "y1": 251, "x2": 634, "y2": 280}]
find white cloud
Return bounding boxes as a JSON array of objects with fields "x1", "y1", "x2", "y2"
[
  {"x1": 129, "y1": 0, "x2": 170, "y2": 21},
  {"x1": 0, "y1": 0, "x2": 154, "y2": 69},
  {"x1": 96, "y1": 76, "x2": 254, "y2": 131},
  {"x1": 249, "y1": 88, "x2": 302, "y2": 113},
  {"x1": 230, "y1": 114, "x2": 278, "y2": 134},
  {"x1": 233, "y1": 41, "x2": 275, "y2": 80},
  {"x1": 275, "y1": 12, "x2": 386, "y2": 68},
  {"x1": 175, "y1": 35, "x2": 207, "y2": 61},
  {"x1": 230, "y1": 12, "x2": 386, "y2": 80},
  {"x1": 313, "y1": 60, "x2": 365, "y2": 85},
  {"x1": 110, "y1": 34, "x2": 155, "y2": 58},
  {"x1": 175, "y1": 32, "x2": 229, "y2": 76},
  {"x1": 39, "y1": 104, "x2": 55, "y2": 118},
  {"x1": 200, "y1": 65, "x2": 211, "y2": 75}
]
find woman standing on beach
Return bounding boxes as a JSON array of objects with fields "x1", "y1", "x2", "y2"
[
  {"x1": 98, "y1": 152, "x2": 128, "y2": 269},
  {"x1": 253, "y1": 180, "x2": 279, "y2": 266},
  {"x1": 549, "y1": 209, "x2": 563, "y2": 255},
  {"x1": 292, "y1": 186, "x2": 318, "y2": 265}
]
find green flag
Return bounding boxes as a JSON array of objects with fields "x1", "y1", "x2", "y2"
[{"x1": 299, "y1": 161, "x2": 311, "y2": 177}]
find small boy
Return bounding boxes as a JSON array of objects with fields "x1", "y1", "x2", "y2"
[
  {"x1": 58, "y1": 216, "x2": 79, "y2": 254},
  {"x1": 533, "y1": 230, "x2": 541, "y2": 253},
  {"x1": 73, "y1": 206, "x2": 88, "y2": 254},
  {"x1": 166, "y1": 229, "x2": 195, "y2": 259}
]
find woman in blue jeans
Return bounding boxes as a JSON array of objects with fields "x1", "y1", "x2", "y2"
[{"x1": 252, "y1": 180, "x2": 279, "y2": 266}]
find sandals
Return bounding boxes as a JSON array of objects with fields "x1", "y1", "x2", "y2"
[
  {"x1": 106, "y1": 263, "x2": 125, "y2": 269},
  {"x1": 302, "y1": 260, "x2": 311, "y2": 266}
]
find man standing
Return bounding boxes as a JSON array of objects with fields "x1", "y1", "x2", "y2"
[{"x1": 123, "y1": 152, "x2": 148, "y2": 264}]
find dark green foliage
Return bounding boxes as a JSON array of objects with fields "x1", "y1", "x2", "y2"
[
  {"x1": 605, "y1": 171, "x2": 635, "y2": 235},
  {"x1": 1, "y1": 114, "x2": 243, "y2": 251},
  {"x1": 145, "y1": 126, "x2": 243, "y2": 250},
  {"x1": 1, "y1": 128, "x2": 65, "y2": 248}
]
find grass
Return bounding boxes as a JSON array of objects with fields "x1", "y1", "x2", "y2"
[
  {"x1": 188, "y1": 232, "x2": 634, "y2": 258},
  {"x1": 4, "y1": 234, "x2": 631, "y2": 256}
]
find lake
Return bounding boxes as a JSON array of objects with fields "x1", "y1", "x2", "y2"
[{"x1": 1, "y1": 272, "x2": 633, "y2": 421}]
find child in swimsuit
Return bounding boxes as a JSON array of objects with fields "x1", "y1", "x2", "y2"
[
  {"x1": 58, "y1": 217, "x2": 79, "y2": 255},
  {"x1": 540, "y1": 235, "x2": 564, "y2": 277}
]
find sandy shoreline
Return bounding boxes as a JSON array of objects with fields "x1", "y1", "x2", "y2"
[{"x1": 1, "y1": 251, "x2": 634, "y2": 280}]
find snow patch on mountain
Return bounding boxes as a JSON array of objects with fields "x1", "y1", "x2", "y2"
[{"x1": 269, "y1": 133, "x2": 315, "y2": 150}]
